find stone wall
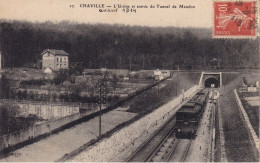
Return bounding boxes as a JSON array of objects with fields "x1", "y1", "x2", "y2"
[
  {"x1": 0, "y1": 100, "x2": 106, "y2": 120},
  {"x1": 70, "y1": 85, "x2": 199, "y2": 162},
  {"x1": 0, "y1": 112, "x2": 82, "y2": 152},
  {"x1": 0, "y1": 77, "x2": 170, "y2": 153},
  {"x1": 0, "y1": 103, "x2": 106, "y2": 152}
]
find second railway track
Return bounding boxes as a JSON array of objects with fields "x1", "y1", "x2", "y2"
[
  {"x1": 126, "y1": 114, "x2": 193, "y2": 162},
  {"x1": 126, "y1": 88, "x2": 203, "y2": 162},
  {"x1": 126, "y1": 115, "x2": 176, "y2": 162},
  {"x1": 166, "y1": 139, "x2": 192, "y2": 162}
]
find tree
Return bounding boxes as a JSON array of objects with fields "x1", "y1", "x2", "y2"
[
  {"x1": 111, "y1": 74, "x2": 119, "y2": 96},
  {"x1": 17, "y1": 90, "x2": 22, "y2": 99},
  {"x1": 0, "y1": 74, "x2": 10, "y2": 98},
  {"x1": 21, "y1": 90, "x2": 27, "y2": 100},
  {"x1": 0, "y1": 104, "x2": 21, "y2": 133},
  {"x1": 0, "y1": 20, "x2": 258, "y2": 70},
  {"x1": 28, "y1": 90, "x2": 35, "y2": 101}
]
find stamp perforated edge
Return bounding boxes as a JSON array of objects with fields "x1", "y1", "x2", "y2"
[{"x1": 212, "y1": 0, "x2": 259, "y2": 39}]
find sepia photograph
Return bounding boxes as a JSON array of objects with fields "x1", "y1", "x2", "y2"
[{"x1": 0, "y1": 0, "x2": 259, "y2": 162}]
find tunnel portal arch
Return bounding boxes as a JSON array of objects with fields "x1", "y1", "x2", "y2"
[
  {"x1": 204, "y1": 77, "x2": 219, "y2": 88},
  {"x1": 199, "y1": 72, "x2": 222, "y2": 88}
]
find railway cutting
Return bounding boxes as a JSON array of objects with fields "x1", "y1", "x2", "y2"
[{"x1": 126, "y1": 87, "x2": 213, "y2": 162}]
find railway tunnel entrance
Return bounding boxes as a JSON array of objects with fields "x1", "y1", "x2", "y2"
[
  {"x1": 199, "y1": 72, "x2": 222, "y2": 88},
  {"x1": 204, "y1": 77, "x2": 219, "y2": 88}
]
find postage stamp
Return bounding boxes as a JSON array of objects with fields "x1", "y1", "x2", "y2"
[{"x1": 213, "y1": 1, "x2": 258, "y2": 38}]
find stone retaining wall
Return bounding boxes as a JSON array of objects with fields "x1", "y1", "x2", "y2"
[
  {"x1": 0, "y1": 77, "x2": 169, "y2": 153},
  {"x1": 70, "y1": 85, "x2": 199, "y2": 162},
  {"x1": 0, "y1": 112, "x2": 84, "y2": 152},
  {"x1": 0, "y1": 100, "x2": 107, "y2": 120}
]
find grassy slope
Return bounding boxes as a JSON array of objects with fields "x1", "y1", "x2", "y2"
[
  {"x1": 219, "y1": 73, "x2": 258, "y2": 162},
  {"x1": 4, "y1": 68, "x2": 46, "y2": 80},
  {"x1": 222, "y1": 73, "x2": 240, "y2": 85},
  {"x1": 126, "y1": 72, "x2": 198, "y2": 114}
]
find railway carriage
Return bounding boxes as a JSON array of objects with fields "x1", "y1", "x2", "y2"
[{"x1": 175, "y1": 89, "x2": 208, "y2": 139}]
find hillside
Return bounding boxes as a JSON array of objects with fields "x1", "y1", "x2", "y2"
[{"x1": 0, "y1": 20, "x2": 259, "y2": 70}]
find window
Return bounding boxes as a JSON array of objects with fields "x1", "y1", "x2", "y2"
[
  {"x1": 57, "y1": 58, "x2": 59, "y2": 62},
  {"x1": 190, "y1": 114, "x2": 197, "y2": 121},
  {"x1": 183, "y1": 113, "x2": 191, "y2": 121},
  {"x1": 176, "y1": 112, "x2": 184, "y2": 120},
  {"x1": 60, "y1": 57, "x2": 62, "y2": 62},
  {"x1": 64, "y1": 58, "x2": 66, "y2": 62}
]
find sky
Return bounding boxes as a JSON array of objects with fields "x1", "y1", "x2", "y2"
[{"x1": 0, "y1": 0, "x2": 213, "y2": 28}]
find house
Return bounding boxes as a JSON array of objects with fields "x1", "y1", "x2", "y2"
[
  {"x1": 42, "y1": 49, "x2": 69, "y2": 71},
  {"x1": 248, "y1": 84, "x2": 257, "y2": 92},
  {"x1": 154, "y1": 69, "x2": 171, "y2": 80},
  {"x1": 161, "y1": 70, "x2": 171, "y2": 77},
  {"x1": 124, "y1": 76, "x2": 130, "y2": 81},
  {"x1": 239, "y1": 82, "x2": 248, "y2": 92},
  {"x1": 154, "y1": 69, "x2": 163, "y2": 80},
  {"x1": 43, "y1": 67, "x2": 53, "y2": 74}
]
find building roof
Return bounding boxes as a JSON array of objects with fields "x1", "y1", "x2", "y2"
[
  {"x1": 182, "y1": 102, "x2": 196, "y2": 108},
  {"x1": 41, "y1": 49, "x2": 69, "y2": 56},
  {"x1": 178, "y1": 105, "x2": 201, "y2": 114}
]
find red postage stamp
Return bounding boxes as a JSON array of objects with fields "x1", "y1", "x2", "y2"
[{"x1": 214, "y1": 1, "x2": 257, "y2": 38}]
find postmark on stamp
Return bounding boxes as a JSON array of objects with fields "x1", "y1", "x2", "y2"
[{"x1": 213, "y1": 1, "x2": 257, "y2": 38}]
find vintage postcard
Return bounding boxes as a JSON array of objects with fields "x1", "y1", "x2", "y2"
[{"x1": 0, "y1": 0, "x2": 259, "y2": 162}]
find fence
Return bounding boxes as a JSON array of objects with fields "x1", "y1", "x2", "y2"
[
  {"x1": 0, "y1": 99, "x2": 109, "y2": 120},
  {"x1": 71, "y1": 85, "x2": 199, "y2": 162},
  {"x1": 0, "y1": 77, "x2": 169, "y2": 153},
  {"x1": 0, "y1": 99, "x2": 90, "y2": 108}
]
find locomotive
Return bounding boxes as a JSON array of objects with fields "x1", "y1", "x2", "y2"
[{"x1": 175, "y1": 89, "x2": 208, "y2": 139}]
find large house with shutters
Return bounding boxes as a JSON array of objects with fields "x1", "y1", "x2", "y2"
[{"x1": 41, "y1": 49, "x2": 69, "y2": 71}]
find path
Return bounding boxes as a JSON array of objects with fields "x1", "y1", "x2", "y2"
[{"x1": 0, "y1": 108, "x2": 137, "y2": 162}]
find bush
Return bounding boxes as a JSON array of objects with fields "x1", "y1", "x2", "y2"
[{"x1": 20, "y1": 79, "x2": 46, "y2": 86}]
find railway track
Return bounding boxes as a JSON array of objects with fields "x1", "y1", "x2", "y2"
[
  {"x1": 166, "y1": 139, "x2": 192, "y2": 162},
  {"x1": 126, "y1": 115, "x2": 193, "y2": 162},
  {"x1": 126, "y1": 115, "x2": 176, "y2": 162},
  {"x1": 145, "y1": 128, "x2": 176, "y2": 162},
  {"x1": 147, "y1": 138, "x2": 192, "y2": 162},
  {"x1": 126, "y1": 88, "x2": 201, "y2": 162}
]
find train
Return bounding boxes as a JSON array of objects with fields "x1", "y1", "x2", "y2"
[{"x1": 174, "y1": 89, "x2": 209, "y2": 139}]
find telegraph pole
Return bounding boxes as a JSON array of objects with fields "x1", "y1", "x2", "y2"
[
  {"x1": 157, "y1": 81, "x2": 160, "y2": 96},
  {"x1": 176, "y1": 71, "x2": 179, "y2": 96},
  {"x1": 99, "y1": 83, "x2": 102, "y2": 137},
  {"x1": 96, "y1": 72, "x2": 107, "y2": 138}
]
